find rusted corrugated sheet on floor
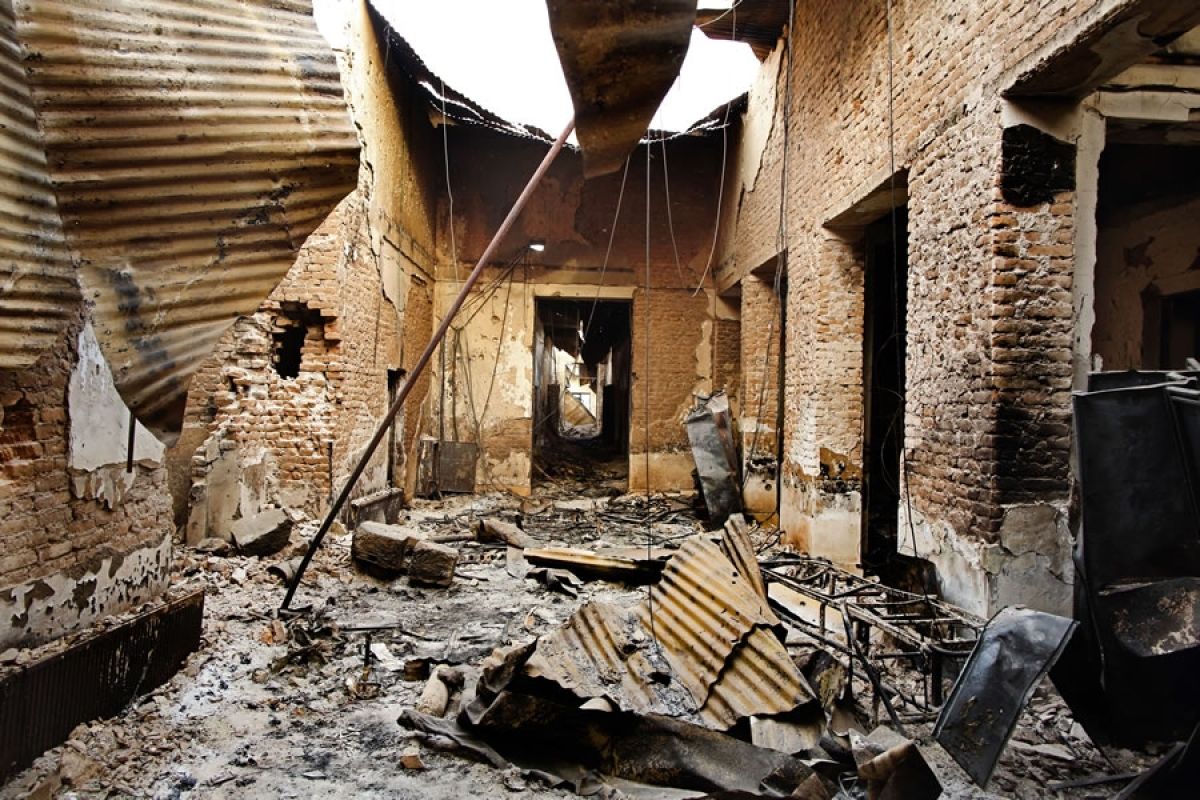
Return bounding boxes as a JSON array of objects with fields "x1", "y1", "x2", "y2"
[
  {"x1": 0, "y1": 590, "x2": 204, "y2": 783},
  {"x1": 636, "y1": 535, "x2": 812, "y2": 729},
  {"x1": 524, "y1": 600, "x2": 695, "y2": 716},
  {"x1": 721, "y1": 513, "x2": 767, "y2": 601},
  {"x1": 523, "y1": 534, "x2": 814, "y2": 730},
  {"x1": 545, "y1": 0, "x2": 697, "y2": 176},
  {"x1": 701, "y1": 626, "x2": 814, "y2": 726},
  {"x1": 0, "y1": 0, "x2": 75, "y2": 369},
  {"x1": 14, "y1": 0, "x2": 359, "y2": 439}
]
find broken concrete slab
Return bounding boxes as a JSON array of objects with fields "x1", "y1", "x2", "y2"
[
  {"x1": 230, "y1": 508, "x2": 293, "y2": 557},
  {"x1": 408, "y1": 540, "x2": 459, "y2": 588},
  {"x1": 352, "y1": 521, "x2": 424, "y2": 574}
]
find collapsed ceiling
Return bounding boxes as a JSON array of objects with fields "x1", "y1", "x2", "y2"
[
  {"x1": 545, "y1": 0, "x2": 699, "y2": 177},
  {"x1": 0, "y1": 0, "x2": 76, "y2": 370},
  {"x1": 0, "y1": 0, "x2": 359, "y2": 441}
]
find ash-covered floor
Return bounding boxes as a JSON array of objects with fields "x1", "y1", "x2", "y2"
[{"x1": 0, "y1": 484, "x2": 1161, "y2": 799}]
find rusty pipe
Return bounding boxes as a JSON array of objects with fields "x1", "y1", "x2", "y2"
[{"x1": 281, "y1": 119, "x2": 575, "y2": 610}]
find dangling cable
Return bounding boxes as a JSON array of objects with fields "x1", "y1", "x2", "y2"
[
  {"x1": 660, "y1": 137, "x2": 688, "y2": 286},
  {"x1": 583, "y1": 155, "x2": 633, "y2": 342},
  {"x1": 644, "y1": 142, "x2": 659, "y2": 651}
]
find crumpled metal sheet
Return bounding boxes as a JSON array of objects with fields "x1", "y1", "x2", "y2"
[
  {"x1": 721, "y1": 513, "x2": 767, "y2": 601},
  {"x1": 545, "y1": 0, "x2": 698, "y2": 177},
  {"x1": 686, "y1": 392, "x2": 743, "y2": 525},
  {"x1": 638, "y1": 536, "x2": 785, "y2": 716},
  {"x1": 0, "y1": 0, "x2": 75, "y2": 369},
  {"x1": 460, "y1": 689, "x2": 816, "y2": 797},
  {"x1": 524, "y1": 534, "x2": 813, "y2": 731},
  {"x1": 695, "y1": 0, "x2": 789, "y2": 60},
  {"x1": 15, "y1": 0, "x2": 359, "y2": 439},
  {"x1": 699, "y1": 626, "x2": 816, "y2": 728},
  {"x1": 523, "y1": 599, "x2": 696, "y2": 717},
  {"x1": 933, "y1": 606, "x2": 1076, "y2": 787}
]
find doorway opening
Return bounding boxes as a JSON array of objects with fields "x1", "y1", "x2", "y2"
[
  {"x1": 862, "y1": 207, "x2": 909, "y2": 571},
  {"x1": 533, "y1": 298, "x2": 631, "y2": 490},
  {"x1": 1093, "y1": 124, "x2": 1200, "y2": 371}
]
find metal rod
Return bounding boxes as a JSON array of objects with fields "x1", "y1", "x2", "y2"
[
  {"x1": 841, "y1": 601, "x2": 907, "y2": 735},
  {"x1": 125, "y1": 407, "x2": 136, "y2": 473},
  {"x1": 281, "y1": 120, "x2": 575, "y2": 611}
]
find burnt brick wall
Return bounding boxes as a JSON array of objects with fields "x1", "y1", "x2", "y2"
[
  {"x1": 1, "y1": 315, "x2": 172, "y2": 647},
  {"x1": 740, "y1": 272, "x2": 782, "y2": 458},
  {"x1": 435, "y1": 131, "x2": 724, "y2": 491},
  {"x1": 714, "y1": 0, "x2": 1133, "y2": 591}
]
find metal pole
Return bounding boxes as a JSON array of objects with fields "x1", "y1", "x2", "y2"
[{"x1": 281, "y1": 120, "x2": 575, "y2": 611}]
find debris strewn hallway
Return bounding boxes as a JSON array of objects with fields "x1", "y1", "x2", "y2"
[{"x1": 3, "y1": 0, "x2": 1200, "y2": 797}]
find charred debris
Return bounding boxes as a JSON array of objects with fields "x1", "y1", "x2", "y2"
[{"x1": 269, "y1": 377, "x2": 1195, "y2": 799}]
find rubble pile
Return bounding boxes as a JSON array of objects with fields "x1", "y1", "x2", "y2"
[{"x1": 0, "y1": 473, "x2": 1186, "y2": 798}]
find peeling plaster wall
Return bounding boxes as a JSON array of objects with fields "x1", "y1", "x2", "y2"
[
  {"x1": 432, "y1": 130, "x2": 723, "y2": 494},
  {"x1": 171, "y1": 1, "x2": 440, "y2": 533},
  {"x1": 69, "y1": 323, "x2": 166, "y2": 509},
  {"x1": 0, "y1": 536, "x2": 171, "y2": 651},
  {"x1": 1, "y1": 312, "x2": 173, "y2": 649},
  {"x1": 711, "y1": 0, "x2": 1188, "y2": 614}
]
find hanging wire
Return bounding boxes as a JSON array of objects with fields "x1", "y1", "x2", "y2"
[
  {"x1": 743, "y1": 0, "x2": 792, "y2": 486},
  {"x1": 696, "y1": 0, "x2": 746, "y2": 29},
  {"x1": 438, "y1": 76, "x2": 460, "y2": 447},
  {"x1": 582, "y1": 154, "x2": 633, "y2": 342},
  {"x1": 659, "y1": 138, "x2": 689, "y2": 286},
  {"x1": 644, "y1": 141, "x2": 659, "y2": 651},
  {"x1": 688, "y1": 2, "x2": 737, "y2": 298}
]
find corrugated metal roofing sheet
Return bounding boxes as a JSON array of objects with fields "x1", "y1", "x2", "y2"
[
  {"x1": 701, "y1": 626, "x2": 814, "y2": 726},
  {"x1": 546, "y1": 0, "x2": 697, "y2": 176},
  {"x1": 14, "y1": 0, "x2": 359, "y2": 438},
  {"x1": 696, "y1": 0, "x2": 788, "y2": 60},
  {"x1": 0, "y1": 0, "x2": 75, "y2": 369},
  {"x1": 523, "y1": 534, "x2": 814, "y2": 731},
  {"x1": 524, "y1": 600, "x2": 695, "y2": 717},
  {"x1": 637, "y1": 536, "x2": 780, "y2": 707}
]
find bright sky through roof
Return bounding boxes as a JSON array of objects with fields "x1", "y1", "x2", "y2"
[{"x1": 314, "y1": 0, "x2": 758, "y2": 136}]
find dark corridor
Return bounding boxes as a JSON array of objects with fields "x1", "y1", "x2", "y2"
[{"x1": 532, "y1": 298, "x2": 631, "y2": 488}]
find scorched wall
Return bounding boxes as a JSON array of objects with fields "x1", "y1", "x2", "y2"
[
  {"x1": 171, "y1": 0, "x2": 439, "y2": 539},
  {"x1": 715, "y1": 0, "x2": 1200, "y2": 615},
  {"x1": 431, "y1": 127, "x2": 726, "y2": 494}
]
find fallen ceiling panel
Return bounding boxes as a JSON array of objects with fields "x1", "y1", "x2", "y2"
[
  {"x1": 545, "y1": 0, "x2": 698, "y2": 177},
  {"x1": 0, "y1": 0, "x2": 75, "y2": 369},
  {"x1": 14, "y1": 0, "x2": 360, "y2": 439}
]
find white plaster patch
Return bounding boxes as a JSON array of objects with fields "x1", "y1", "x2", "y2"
[
  {"x1": 898, "y1": 508, "x2": 990, "y2": 618},
  {"x1": 0, "y1": 535, "x2": 172, "y2": 650},
  {"x1": 69, "y1": 321, "x2": 165, "y2": 474}
]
